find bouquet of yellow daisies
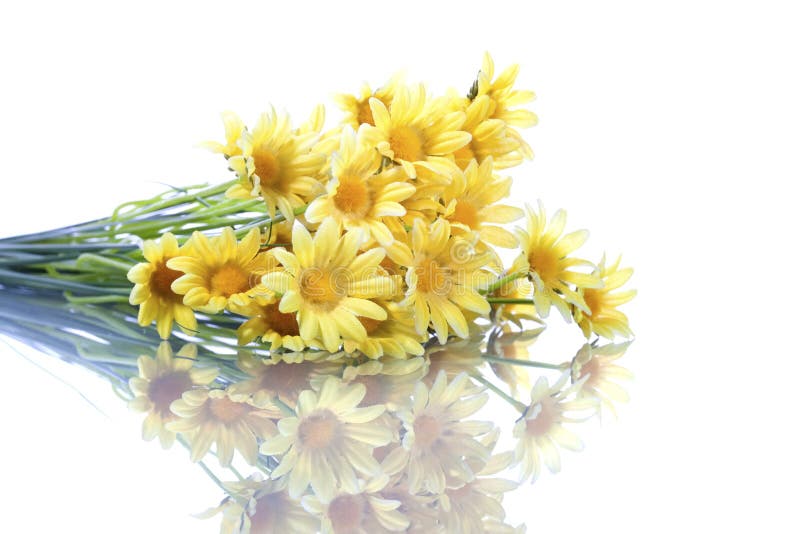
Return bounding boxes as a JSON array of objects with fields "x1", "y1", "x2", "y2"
[{"x1": 0, "y1": 54, "x2": 635, "y2": 533}]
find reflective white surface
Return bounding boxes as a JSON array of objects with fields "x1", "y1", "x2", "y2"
[{"x1": 1, "y1": 1, "x2": 798, "y2": 532}]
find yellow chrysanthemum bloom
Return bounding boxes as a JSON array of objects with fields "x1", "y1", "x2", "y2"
[
  {"x1": 128, "y1": 342, "x2": 219, "y2": 448},
  {"x1": 305, "y1": 128, "x2": 416, "y2": 247},
  {"x1": 261, "y1": 219, "x2": 397, "y2": 352},
  {"x1": 513, "y1": 373, "x2": 596, "y2": 483},
  {"x1": 169, "y1": 227, "x2": 266, "y2": 314},
  {"x1": 571, "y1": 341, "x2": 633, "y2": 419},
  {"x1": 334, "y1": 74, "x2": 403, "y2": 129},
  {"x1": 260, "y1": 377, "x2": 393, "y2": 500},
  {"x1": 342, "y1": 300, "x2": 425, "y2": 360},
  {"x1": 442, "y1": 158, "x2": 524, "y2": 249},
  {"x1": 168, "y1": 388, "x2": 279, "y2": 467},
  {"x1": 511, "y1": 201, "x2": 602, "y2": 320},
  {"x1": 127, "y1": 232, "x2": 198, "y2": 339},
  {"x1": 225, "y1": 108, "x2": 325, "y2": 221},
  {"x1": 301, "y1": 476, "x2": 410, "y2": 533},
  {"x1": 233, "y1": 295, "x2": 305, "y2": 350},
  {"x1": 401, "y1": 219, "x2": 491, "y2": 343},
  {"x1": 452, "y1": 95, "x2": 526, "y2": 171},
  {"x1": 573, "y1": 255, "x2": 637, "y2": 339},
  {"x1": 362, "y1": 84, "x2": 471, "y2": 179},
  {"x1": 477, "y1": 52, "x2": 539, "y2": 130},
  {"x1": 384, "y1": 371, "x2": 493, "y2": 495}
]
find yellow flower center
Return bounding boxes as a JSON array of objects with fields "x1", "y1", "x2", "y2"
[
  {"x1": 415, "y1": 259, "x2": 450, "y2": 295},
  {"x1": 453, "y1": 143, "x2": 476, "y2": 170},
  {"x1": 299, "y1": 269, "x2": 345, "y2": 308},
  {"x1": 253, "y1": 147, "x2": 281, "y2": 188},
  {"x1": 389, "y1": 125, "x2": 425, "y2": 162},
  {"x1": 209, "y1": 396, "x2": 251, "y2": 424},
  {"x1": 582, "y1": 288, "x2": 602, "y2": 315},
  {"x1": 148, "y1": 371, "x2": 193, "y2": 416},
  {"x1": 413, "y1": 414, "x2": 442, "y2": 449},
  {"x1": 298, "y1": 409, "x2": 340, "y2": 449},
  {"x1": 210, "y1": 264, "x2": 251, "y2": 297},
  {"x1": 261, "y1": 301, "x2": 300, "y2": 336},
  {"x1": 356, "y1": 99, "x2": 376, "y2": 126},
  {"x1": 450, "y1": 200, "x2": 481, "y2": 230},
  {"x1": 328, "y1": 494, "x2": 365, "y2": 532},
  {"x1": 333, "y1": 176, "x2": 372, "y2": 217},
  {"x1": 151, "y1": 261, "x2": 183, "y2": 302},
  {"x1": 528, "y1": 247, "x2": 560, "y2": 287},
  {"x1": 525, "y1": 398, "x2": 556, "y2": 437},
  {"x1": 358, "y1": 315, "x2": 383, "y2": 335}
]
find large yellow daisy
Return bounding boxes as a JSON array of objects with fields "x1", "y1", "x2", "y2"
[
  {"x1": 169, "y1": 227, "x2": 266, "y2": 314},
  {"x1": 452, "y1": 95, "x2": 526, "y2": 171},
  {"x1": 128, "y1": 342, "x2": 219, "y2": 448},
  {"x1": 362, "y1": 84, "x2": 471, "y2": 178},
  {"x1": 511, "y1": 201, "x2": 602, "y2": 320},
  {"x1": 573, "y1": 255, "x2": 636, "y2": 339},
  {"x1": 334, "y1": 74, "x2": 403, "y2": 129},
  {"x1": 127, "y1": 232, "x2": 198, "y2": 339},
  {"x1": 401, "y1": 219, "x2": 491, "y2": 343},
  {"x1": 305, "y1": 128, "x2": 416, "y2": 247},
  {"x1": 442, "y1": 158, "x2": 524, "y2": 249},
  {"x1": 261, "y1": 219, "x2": 397, "y2": 352},
  {"x1": 225, "y1": 108, "x2": 325, "y2": 221}
]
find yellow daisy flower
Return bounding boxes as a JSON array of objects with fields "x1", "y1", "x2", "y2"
[
  {"x1": 442, "y1": 158, "x2": 524, "y2": 249},
  {"x1": 261, "y1": 219, "x2": 397, "y2": 352},
  {"x1": 511, "y1": 201, "x2": 602, "y2": 320},
  {"x1": 573, "y1": 254, "x2": 637, "y2": 339},
  {"x1": 342, "y1": 301, "x2": 426, "y2": 359},
  {"x1": 477, "y1": 52, "x2": 539, "y2": 129},
  {"x1": 401, "y1": 219, "x2": 491, "y2": 343},
  {"x1": 334, "y1": 74, "x2": 403, "y2": 129},
  {"x1": 128, "y1": 342, "x2": 219, "y2": 448},
  {"x1": 362, "y1": 83, "x2": 471, "y2": 178},
  {"x1": 169, "y1": 227, "x2": 266, "y2": 314},
  {"x1": 233, "y1": 295, "x2": 306, "y2": 350},
  {"x1": 260, "y1": 377, "x2": 393, "y2": 500},
  {"x1": 305, "y1": 128, "x2": 416, "y2": 247},
  {"x1": 168, "y1": 388, "x2": 279, "y2": 467},
  {"x1": 225, "y1": 108, "x2": 325, "y2": 221},
  {"x1": 384, "y1": 371, "x2": 494, "y2": 495},
  {"x1": 453, "y1": 95, "x2": 526, "y2": 171},
  {"x1": 571, "y1": 341, "x2": 633, "y2": 419},
  {"x1": 301, "y1": 476, "x2": 410, "y2": 534},
  {"x1": 127, "y1": 232, "x2": 198, "y2": 339},
  {"x1": 513, "y1": 372, "x2": 596, "y2": 483}
]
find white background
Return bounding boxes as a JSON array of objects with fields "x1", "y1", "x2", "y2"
[{"x1": 1, "y1": 1, "x2": 799, "y2": 532}]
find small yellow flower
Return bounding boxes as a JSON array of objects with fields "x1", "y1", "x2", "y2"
[
  {"x1": 362, "y1": 83, "x2": 471, "y2": 178},
  {"x1": 477, "y1": 52, "x2": 539, "y2": 129},
  {"x1": 442, "y1": 158, "x2": 524, "y2": 249},
  {"x1": 401, "y1": 219, "x2": 491, "y2": 343},
  {"x1": 225, "y1": 108, "x2": 325, "y2": 221},
  {"x1": 201, "y1": 110, "x2": 245, "y2": 158},
  {"x1": 511, "y1": 201, "x2": 602, "y2": 320},
  {"x1": 334, "y1": 74, "x2": 403, "y2": 129},
  {"x1": 452, "y1": 95, "x2": 527, "y2": 170},
  {"x1": 128, "y1": 342, "x2": 218, "y2": 448},
  {"x1": 305, "y1": 128, "x2": 416, "y2": 248},
  {"x1": 233, "y1": 295, "x2": 306, "y2": 350},
  {"x1": 261, "y1": 219, "x2": 397, "y2": 352},
  {"x1": 127, "y1": 232, "x2": 197, "y2": 339},
  {"x1": 169, "y1": 388, "x2": 279, "y2": 466},
  {"x1": 261, "y1": 377, "x2": 393, "y2": 500},
  {"x1": 342, "y1": 301, "x2": 426, "y2": 359},
  {"x1": 169, "y1": 227, "x2": 266, "y2": 314},
  {"x1": 574, "y1": 255, "x2": 637, "y2": 339}
]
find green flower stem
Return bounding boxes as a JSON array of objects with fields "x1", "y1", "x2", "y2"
[
  {"x1": 486, "y1": 297, "x2": 536, "y2": 305},
  {"x1": 482, "y1": 271, "x2": 528, "y2": 295},
  {"x1": 481, "y1": 353, "x2": 566, "y2": 371},
  {"x1": 0, "y1": 268, "x2": 130, "y2": 295},
  {"x1": 0, "y1": 242, "x2": 138, "y2": 253},
  {"x1": 112, "y1": 181, "x2": 234, "y2": 221},
  {"x1": 470, "y1": 372, "x2": 527, "y2": 412},
  {"x1": 235, "y1": 204, "x2": 308, "y2": 237},
  {"x1": 75, "y1": 253, "x2": 136, "y2": 272},
  {"x1": 64, "y1": 293, "x2": 131, "y2": 304}
]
